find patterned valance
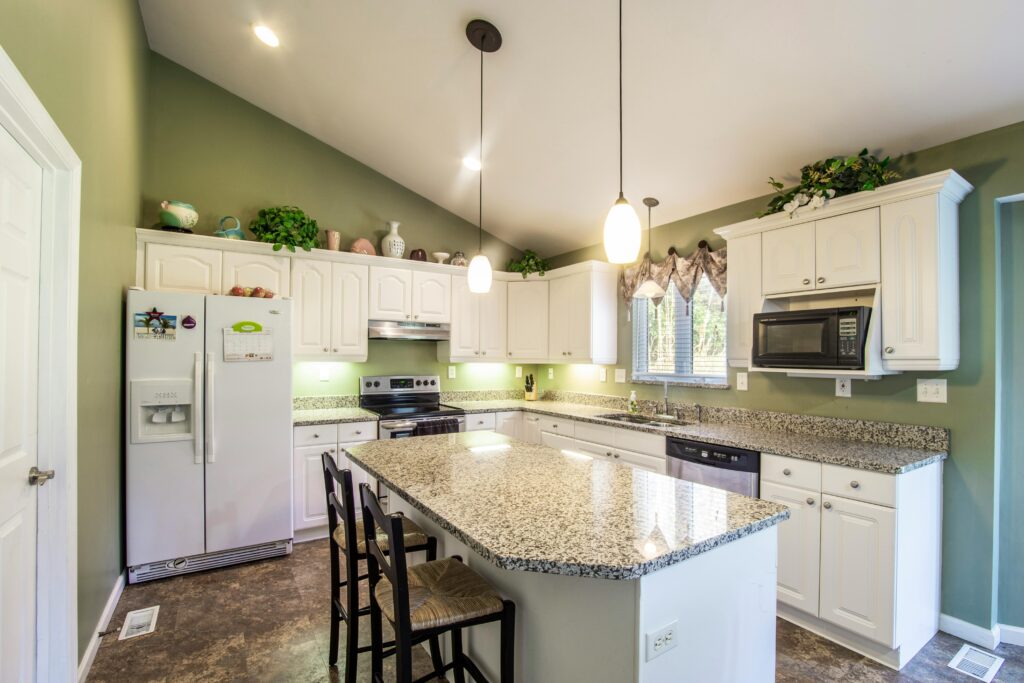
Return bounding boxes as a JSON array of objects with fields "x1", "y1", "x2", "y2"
[{"x1": 619, "y1": 242, "x2": 728, "y2": 314}]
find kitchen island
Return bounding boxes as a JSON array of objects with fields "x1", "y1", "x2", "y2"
[{"x1": 345, "y1": 431, "x2": 788, "y2": 682}]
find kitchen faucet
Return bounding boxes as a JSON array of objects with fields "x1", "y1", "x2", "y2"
[{"x1": 661, "y1": 381, "x2": 671, "y2": 416}]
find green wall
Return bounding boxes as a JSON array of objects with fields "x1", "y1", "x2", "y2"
[
  {"x1": 997, "y1": 200, "x2": 1024, "y2": 626},
  {"x1": 0, "y1": 0, "x2": 149, "y2": 656},
  {"x1": 294, "y1": 341, "x2": 534, "y2": 396},
  {"x1": 143, "y1": 53, "x2": 521, "y2": 267},
  {"x1": 543, "y1": 120, "x2": 1024, "y2": 629}
]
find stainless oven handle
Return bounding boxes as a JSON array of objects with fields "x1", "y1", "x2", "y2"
[{"x1": 380, "y1": 420, "x2": 417, "y2": 430}]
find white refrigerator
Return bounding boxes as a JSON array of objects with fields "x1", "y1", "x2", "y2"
[{"x1": 125, "y1": 289, "x2": 293, "y2": 582}]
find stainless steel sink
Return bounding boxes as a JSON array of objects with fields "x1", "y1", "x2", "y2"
[{"x1": 597, "y1": 413, "x2": 693, "y2": 429}]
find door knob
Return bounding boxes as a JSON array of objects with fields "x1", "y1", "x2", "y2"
[
  {"x1": 802, "y1": 278, "x2": 811, "y2": 285},
  {"x1": 823, "y1": 502, "x2": 832, "y2": 510},
  {"x1": 885, "y1": 346, "x2": 895, "y2": 354},
  {"x1": 806, "y1": 498, "x2": 815, "y2": 506},
  {"x1": 28, "y1": 466, "x2": 56, "y2": 486},
  {"x1": 817, "y1": 277, "x2": 825, "y2": 284}
]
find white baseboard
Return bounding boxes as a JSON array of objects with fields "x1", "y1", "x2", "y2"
[
  {"x1": 998, "y1": 623, "x2": 1024, "y2": 647},
  {"x1": 939, "y1": 613, "x2": 1000, "y2": 650},
  {"x1": 77, "y1": 571, "x2": 126, "y2": 682},
  {"x1": 293, "y1": 527, "x2": 329, "y2": 544}
]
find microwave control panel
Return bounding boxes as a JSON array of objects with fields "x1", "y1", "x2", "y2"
[{"x1": 838, "y1": 313, "x2": 862, "y2": 358}]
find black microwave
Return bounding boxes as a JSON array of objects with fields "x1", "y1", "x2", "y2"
[{"x1": 752, "y1": 307, "x2": 871, "y2": 369}]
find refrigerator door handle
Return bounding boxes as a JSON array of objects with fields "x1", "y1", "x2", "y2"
[
  {"x1": 205, "y1": 352, "x2": 215, "y2": 463},
  {"x1": 193, "y1": 351, "x2": 203, "y2": 465}
]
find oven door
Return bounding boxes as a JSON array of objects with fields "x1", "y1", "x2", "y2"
[
  {"x1": 378, "y1": 416, "x2": 466, "y2": 439},
  {"x1": 752, "y1": 310, "x2": 838, "y2": 368}
]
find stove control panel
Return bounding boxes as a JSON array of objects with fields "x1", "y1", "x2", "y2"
[{"x1": 360, "y1": 375, "x2": 440, "y2": 395}]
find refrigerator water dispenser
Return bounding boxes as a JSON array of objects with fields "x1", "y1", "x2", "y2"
[{"x1": 131, "y1": 379, "x2": 195, "y2": 444}]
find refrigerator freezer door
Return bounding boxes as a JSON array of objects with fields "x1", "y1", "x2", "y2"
[
  {"x1": 125, "y1": 289, "x2": 207, "y2": 567},
  {"x1": 203, "y1": 295, "x2": 293, "y2": 552}
]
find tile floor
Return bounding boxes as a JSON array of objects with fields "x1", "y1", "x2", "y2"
[{"x1": 88, "y1": 540, "x2": 1024, "y2": 682}]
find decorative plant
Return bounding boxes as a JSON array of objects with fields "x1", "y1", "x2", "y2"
[
  {"x1": 761, "y1": 148, "x2": 900, "y2": 217},
  {"x1": 249, "y1": 206, "x2": 320, "y2": 252},
  {"x1": 506, "y1": 250, "x2": 551, "y2": 278}
]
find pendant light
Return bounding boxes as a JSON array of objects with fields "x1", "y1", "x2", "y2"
[
  {"x1": 633, "y1": 197, "x2": 666, "y2": 299},
  {"x1": 466, "y1": 20, "x2": 501, "y2": 294},
  {"x1": 603, "y1": 0, "x2": 642, "y2": 264}
]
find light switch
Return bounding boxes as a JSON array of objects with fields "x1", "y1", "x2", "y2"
[
  {"x1": 598, "y1": 367, "x2": 607, "y2": 382},
  {"x1": 548, "y1": 368, "x2": 554, "y2": 380},
  {"x1": 515, "y1": 366, "x2": 522, "y2": 378},
  {"x1": 917, "y1": 378, "x2": 947, "y2": 403},
  {"x1": 736, "y1": 372, "x2": 748, "y2": 391},
  {"x1": 615, "y1": 368, "x2": 626, "y2": 383},
  {"x1": 448, "y1": 366, "x2": 456, "y2": 379}
]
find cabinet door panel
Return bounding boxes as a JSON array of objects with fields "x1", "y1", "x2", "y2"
[
  {"x1": 814, "y1": 209, "x2": 880, "y2": 289},
  {"x1": 412, "y1": 271, "x2": 451, "y2": 323},
  {"x1": 726, "y1": 234, "x2": 761, "y2": 366},
  {"x1": 222, "y1": 251, "x2": 290, "y2": 296},
  {"x1": 880, "y1": 196, "x2": 940, "y2": 361},
  {"x1": 448, "y1": 276, "x2": 479, "y2": 358},
  {"x1": 291, "y1": 259, "x2": 332, "y2": 356},
  {"x1": 565, "y1": 273, "x2": 592, "y2": 359},
  {"x1": 507, "y1": 281, "x2": 549, "y2": 360},
  {"x1": 294, "y1": 444, "x2": 334, "y2": 531},
  {"x1": 761, "y1": 481, "x2": 821, "y2": 615},
  {"x1": 369, "y1": 267, "x2": 412, "y2": 321},
  {"x1": 467, "y1": 413, "x2": 496, "y2": 431},
  {"x1": 520, "y1": 414, "x2": 542, "y2": 444},
  {"x1": 548, "y1": 277, "x2": 570, "y2": 358},
  {"x1": 819, "y1": 495, "x2": 896, "y2": 646},
  {"x1": 330, "y1": 263, "x2": 368, "y2": 360},
  {"x1": 478, "y1": 280, "x2": 507, "y2": 359},
  {"x1": 145, "y1": 243, "x2": 222, "y2": 293},
  {"x1": 540, "y1": 431, "x2": 575, "y2": 451},
  {"x1": 762, "y1": 223, "x2": 815, "y2": 294},
  {"x1": 613, "y1": 447, "x2": 665, "y2": 473},
  {"x1": 495, "y1": 411, "x2": 520, "y2": 439}
]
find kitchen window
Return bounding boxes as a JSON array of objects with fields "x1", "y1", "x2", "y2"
[{"x1": 631, "y1": 274, "x2": 727, "y2": 383}]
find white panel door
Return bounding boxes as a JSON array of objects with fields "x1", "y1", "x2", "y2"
[
  {"x1": 448, "y1": 276, "x2": 479, "y2": 358},
  {"x1": 762, "y1": 223, "x2": 815, "y2": 294},
  {"x1": 294, "y1": 444, "x2": 334, "y2": 531},
  {"x1": 495, "y1": 411, "x2": 520, "y2": 439},
  {"x1": 290, "y1": 259, "x2": 331, "y2": 356},
  {"x1": 726, "y1": 233, "x2": 761, "y2": 367},
  {"x1": 760, "y1": 481, "x2": 821, "y2": 615},
  {"x1": 369, "y1": 266, "x2": 412, "y2": 321},
  {"x1": 548, "y1": 275, "x2": 570, "y2": 358},
  {"x1": 222, "y1": 251, "x2": 290, "y2": 297},
  {"x1": 412, "y1": 270, "x2": 451, "y2": 323},
  {"x1": 331, "y1": 263, "x2": 369, "y2": 360},
  {"x1": 478, "y1": 279, "x2": 507, "y2": 359},
  {"x1": 0, "y1": 124, "x2": 42, "y2": 683},
  {"x1": 564, "y1": 273, "x2": 592, "y2": 360},
  {"x1": 145, "y1": 243, "x2": 223, "y2": 294},
  {"x1": 880, "y1": 196, "x2": 940, "y2": 361},
  {"x1": 508, "y1": 280, "x2": 549, "y2": 360},
  {"x1": 814, "y1": 209, "x2": 880, "y2": 289},
  {"x1": 819, "y1": 494, "x2": 896, "y2": 646}
]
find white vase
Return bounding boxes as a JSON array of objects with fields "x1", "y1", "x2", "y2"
[{"x1": 381, "y1": 221, "x2": 405, "y2": 258}]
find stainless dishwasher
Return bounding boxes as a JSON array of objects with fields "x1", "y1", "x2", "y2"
[{"x1": 665, "y1": 437, "x2": 760, "y2": 497}]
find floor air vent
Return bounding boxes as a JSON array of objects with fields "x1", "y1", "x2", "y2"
[
  {"x1": 118, "y1": 606, "x2": 159, "y2": 640},
  {"x1": 947, "y1": 643, "x2": 1004, "y2": 682}
]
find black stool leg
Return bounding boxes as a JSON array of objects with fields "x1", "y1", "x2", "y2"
[
  {"x1": 423, "y1": 538, "x2": 445, "y2": 674},
  {"x1": 369, "y1": 589, "x2": 384, "y2": 683},
  {"x1": 500, "y1": 601, "x2": 516, "y2": 682},
  {"x1": 451, "y1": 627, "x2": 466, "y2": 683},
  {"x1": 344, "y1": 552, "x2": 360, "y2": 683},
  {"x1": 328, "y1": 541, "x2": 341, "y2": 666}
]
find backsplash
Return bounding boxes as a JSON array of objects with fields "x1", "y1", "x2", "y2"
[
  {"x1": 293, "y1": 395, "x2": 358, "y2": 410},
  {"x1": 293, "y1": 389, "x2": 524, "y2": 411}
]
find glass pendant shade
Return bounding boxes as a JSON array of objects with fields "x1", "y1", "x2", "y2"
[
  {"x1": 604, "y1": 196, "x2": 642, "y2": 264},
  {"x1": 467, "y1": 253, "x2": 493, "y2": 293},
  {"x1": 633, "y1": 277, "x2": 665, "y2": 300}
]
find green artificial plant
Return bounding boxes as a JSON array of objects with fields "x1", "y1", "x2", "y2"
[
  {"x1": 249, "y1": 206, "x2": 320, "y2": 252},
  {"x1": 506, "y1": 250, "x2": 551, "y2": 278},
  {"x1": 762, "y1": 148, "x2": 900, "y2": 217}
]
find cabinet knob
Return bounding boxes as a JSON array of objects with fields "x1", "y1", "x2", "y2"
[
  {"x1": 613, "y1": 453, "x2": 620, "y2": 458},
  {"x1": 323, "y1": 347, "x2": 328, "y2": 352},
  {"x1": 332, "y1": 348, "x2": 338, "y2": 353},
  {"x1": 482, "y1": 351, "x2": 486, "y2": 356},
  {"x1": 354, "y1": 430, "x2": 362, "y2": 435},
  {"x1": 850, "y1": 480, "x2": 860, "y2": 489},
  {"x1": 474, "y1": 350, "x2": 480, "y2": 355},
  {"x1": 567, "y1": 351, "x2": 572, "y2": 356},
  {"x1": 406, "y1": 314, "x2": 411, "y2": 319},
  {"x1": 817, "y1": 276, "x2": 825, "y2": 284},
  {"x1": 552, "y1": 423, "x2": 558, "y2": 428},
  {"x1": 782, "y1": 468, "x2": 791, "y2": 476},
  {"x1": 802, "y1": 278, "x2": 811, "y2": 285},
  {"x1": 806, "y1": 498, "x2": 815, "y2": 506},
  {"x1": 885, "y1": 346, "x2": 895, "y2": 354},
  {"x1": 605, "y1": 452, "x2": 613, "y2": 457},
  {"x1": 414, "y1": 315, "x2": 419, "y2": 320},
  {"x1": 313, "y1": 434, "x2": 320, "y2": 438},
  {"x1": 823, "y1": 502, "x2": 832, "y2": 510}
]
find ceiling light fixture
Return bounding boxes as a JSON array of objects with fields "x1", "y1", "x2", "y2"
[
  {"x1": 466, "y1": 19, "x2": 502, "y2": 294},
  {"x1": 602, "y1": 0, "x2": 641, "y2": 264},
  {"x1": 462, "y1": 155, "x2": 482, "y2": 172},
  {"x1": 253, "y1": 25, "x2": 280, "y2": 47},
  {"x1": 633, "y1": 197, "x2": 666, "y2": 299}
]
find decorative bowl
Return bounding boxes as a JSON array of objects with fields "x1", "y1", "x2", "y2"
[
  {"x1": 159, "y1": 200, "x2": 199, "y2": 229},
  {"x1": 350, "y1": 237, "x2": 376, "y2": 256},
  {"x1": 409, "y1": 248, "x2": 427, "y2": 261},
  {"x1": 431, "y1": 251, "x2": 450, "y2": 264}
]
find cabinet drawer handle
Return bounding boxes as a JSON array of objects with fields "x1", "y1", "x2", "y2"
[
  {"x1": 850, "y1": 480, "x2": 860, "y2": 489},
  {"x1": 823, "y1": 502, "x2": 832, "y2": 510},
  {"x1": 802, "y1": 278, "x2": 811, "y2": 285},
  {"x1": 806, "y1": 498, "x2": 815, "y2": 506},
  {"x1": 885, "y1": 346, "x2": 895, "y2": 354},
  {"x1": 817, "y1": 276, "x2": 825, "y2": 284},
  {"x1": 613, "y1": 453, "x2": 620, "y2": 458},
  {"x1": 782, "y1": 468, "x2": 791, "y2": 476},
  {"x1": 354, "y1": 430, "x2": 362, "y2": 435}
]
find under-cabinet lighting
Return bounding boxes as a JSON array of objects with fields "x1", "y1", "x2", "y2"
[{"x1": 253, "y1": 25, "x2": 280, "y2": 47}]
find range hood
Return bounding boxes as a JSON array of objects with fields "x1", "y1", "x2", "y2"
[{"x1": 368, "y1": 320, "x2": 450, "y2": 341}]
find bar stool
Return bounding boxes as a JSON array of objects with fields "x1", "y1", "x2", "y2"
[
  {"x1": 359, "y1": 482, "x2": 516, "y2": 683},
  {"x1": 321, "y1": 453, "x2": 441, "y2": 683}
]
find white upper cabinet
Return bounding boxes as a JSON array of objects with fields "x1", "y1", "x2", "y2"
[
  {"x1": 330, "y1": 263, "x2": 369, "y2": 360},
  {"x1": 145, "y1": 243, "x2": 222, "y2": 293},
  {"x1": 814, "y1": 209, "x2": 880, "y2": 289},
  {"x1": 222, "y1": 251, "x2": 290, "y2": 297},
  {"x1": 881, "y1": 195, "x2": 959, "y2": 371},
  {"x1": 369, "y1": 266, "x2": 413, "y2": 321},
  {"x1": 411, "y1": 271, "x2": 451, "y2": 323},
  {"x1": 507, "y1": 280, "x2": 549, "y2": 361},
  {"x1": 478, "y1": 280, "x2": 508, "y2": 358},
  {"x1": 442, "y1": 277, "x2": 505, "y2": 361},
  {"x1": 726, "y1": 233, "x2": 761, "y2": 367},
  {"x1": 546, "y1": 265, "x2": 618, "y2": 364},
  {"x1": 762, "y1": 223, "x2": 815, "y2": 295}
]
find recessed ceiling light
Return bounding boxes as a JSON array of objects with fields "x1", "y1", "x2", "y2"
[
  {"x1": 462, "y1": 155, "x2": 481, "y2": 172},
  {"x1": 253, "y1": 25, "x2": 280, "y2": 47}
]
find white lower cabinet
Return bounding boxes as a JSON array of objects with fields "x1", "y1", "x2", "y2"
[
  {"x1": 540, "y1": 431, "x2": 574, "y2": 451},
  {"x1": 293, "y1": 444, "x2": 335, "y2": 532},
  {"x1": 760, "y1": 480, "x2": 821, "y2": 614},
  {"x1": 614, "y1": 447, "x2": 666, "y2": 474},
  {"x1": 495, "y1": 411, "x2": 520, "y2": 438},
  {"x1": 520, "y1": 414, "x2": 541, "y2": 444},
  {"x1": 466, "y1": 412, "x2": 496, "y2": 432}
]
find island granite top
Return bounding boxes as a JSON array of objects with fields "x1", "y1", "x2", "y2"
[{"x1": 344, "y1": 431, "x2": 788, "y2": 580}]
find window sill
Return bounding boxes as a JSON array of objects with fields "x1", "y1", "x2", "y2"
[{"x1": 630, "y1": 376, "x2": 731, "y2": 390}]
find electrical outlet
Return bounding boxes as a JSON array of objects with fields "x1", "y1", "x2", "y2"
[
  {"x1": 448, "y1": 366, "x2": 456, "y2": 379},
  {"x1": 319, "y1": 365, "x2": 330, "y2": 382},
  {"x1": 547, "y1": 367, "x2": 554, "y2": 380},
  {"x1": 645, "y1": 621, "x2": 678, "y2": 661},
  {"x1": 515, "y1": 366, "x2": 522, "y2": 378},
  {"x1": 736, "y1": 372, "x2": 748, "y2": 391},
  {"x1": 599, "y1": 367, "x2": 607, "y2": 382},
  {"x1": 615, "y1": 368, "x2": 626, "y2": 383},
  {"x1": 835, "y1": 377, "x2": 852, "y2": 398},
  {"x1": 917, "y1": 378, "x2": 947, "y2": 403}
]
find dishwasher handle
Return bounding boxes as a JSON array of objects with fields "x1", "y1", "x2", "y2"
[{"x1": 666, "y1": 437, "x2": 760, "y2": 473}]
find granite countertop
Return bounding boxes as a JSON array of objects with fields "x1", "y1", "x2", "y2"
[
  {"x1": 293, "y1": 407, "x2": 378, "y2": 426},
  {"x1": 344, "y1": 431, "x2": 789, "y2": 580},
  {"x1": 448, "y1": 400, "x2": 946, "y2": 474}
]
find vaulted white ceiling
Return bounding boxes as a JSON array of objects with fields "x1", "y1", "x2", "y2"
[{"x1": 139, "y1": 0, "x2": 1024, "y2": 256}]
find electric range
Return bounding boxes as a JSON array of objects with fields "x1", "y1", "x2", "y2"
[{"x1": 359, "y1": 375, "x2": 466, "y2": 439}]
